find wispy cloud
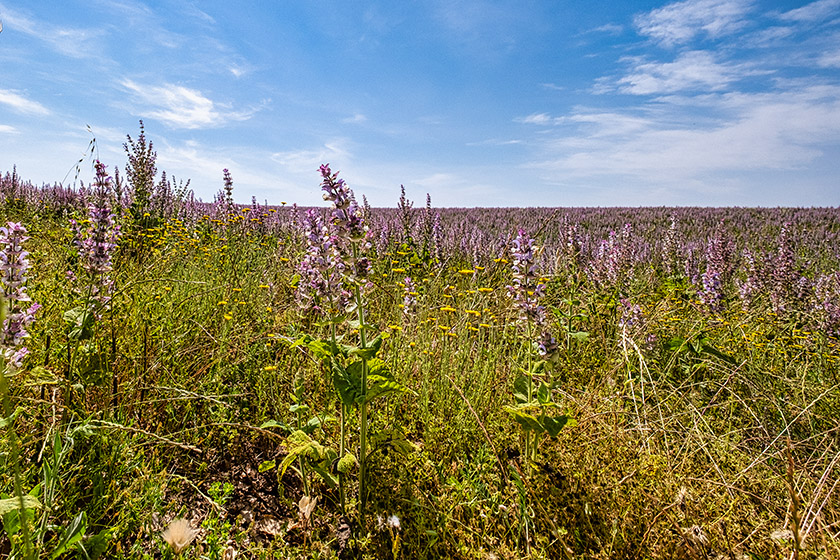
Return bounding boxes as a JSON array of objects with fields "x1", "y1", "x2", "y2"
[
  {"x1": 120, "y1": 79, "x2": 257, "y2": 129},
  {"x1": 0, "y1": 5, "x2": 106, "y2": 59},
  {"x1": 515, "y1": 113, "x2": 555, "y2": 125},
  {"x1": 271, "y1": 141, "x2": 352, "y2": 171},
  {"x1": 527, "y1": 85, "x2": 840, "y2": 188},
  {"x1": 0, "y1": 125, "x2": 19, "y2": 134},
  {"x1": 0, "y1": 89, "x2": 50, "y2": 116},
  {"x1": 634, "y1": 0, "x2": 754, "y2": 46},
  {"x1": 341, "y1": 113, "x2": 367, "y2": 124},
  {"x1": 615, "y1": 50, "x2": 749, "y2": 95},
  {"x1": 778, "y1": 0, "x2": 840, "y2": 22}
]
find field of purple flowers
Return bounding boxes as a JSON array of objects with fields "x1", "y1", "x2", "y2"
[{"x1": 1, "y1": 125, "x2": 839, "y2": 559}]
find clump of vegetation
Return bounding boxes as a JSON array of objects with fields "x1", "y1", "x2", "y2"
[{"x1": 0, "y1": 124, "x2": 838, "y2": 559}]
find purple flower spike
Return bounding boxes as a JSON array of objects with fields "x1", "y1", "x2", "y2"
[{"x1": 0, "y1": 222, "x2": 39, "y2": 369}]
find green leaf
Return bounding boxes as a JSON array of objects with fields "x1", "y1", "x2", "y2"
[
  {"x1": 337, "y1": 452, "x2": 357, "y2": 474},
  {"x1": 369, "y1": 429, "x2": 419, "y2": 456},
  {"x1": 258, "y1": 460, "x2": 276, "y2": 473},
  {"x1": 0, "y1": 409, "x2": 18, "y2": 429},
  {"x1": 50, "y1": 511, "x2": 87, "y2": 559},
  {"x1": 364, "y1": 374, "x2": 406, "y2": 405},
  {"x1": 333, "y1": 361, "x2": 363, "y2": 407},
  {"x1": 666, "y1": 337, "x2": 686, "y2": 352},
  {"x1": 24, "y1": 366, "x2": 61, "y2": 387},
  {"x1": 310, "y1": 461, "x2": 338, "y2": 488},
  {"x1": 279, "y1": 430, "x2": 330, "y2": 480},
  {"x1": 536, "y1": 382, "x2": 552, "y2": 406},
  {"x1": 0, "y1": 495, "x2": 42, "y2": 515},
  {"x1": 541, "y1": 414, "x2": 571, "y2": 437},
  {"x1": 513, "y1": 375, "x2": 530, "y2": 404},
  {"x1": 568, "y1": 331, "x2": 589, "y2": 342},
  {"x1": 700, "y1": 341, "x2": 737, "y2": 364},
  {"x1": 503, "y1": 405, "x2": 544, "y2": 433},
  {"x1": 82, "y1": 526, "x2": 115, "y2": 560},
  {"x1": 63, "y1": 306, "x2": 95, "y2": 341},
  {"x1": 349, "y1": 334, "x2": 383, "y2": 360},
  {"x1": 260, "y1": 419, "x2": 291, "y2": 431}
]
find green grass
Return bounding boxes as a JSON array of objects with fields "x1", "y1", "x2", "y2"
[{"x1": 1, "y1": 206, "x2": 838, "y2": 560}]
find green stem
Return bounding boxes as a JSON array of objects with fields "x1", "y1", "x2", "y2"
[
  {"x1": 352, "y1": 243, "x2": 369, "y2": 525},
  {"x1": 1, "y1": 363, "x2": 35, "y2": 560},
  {"x1": 332, "y1": 322, "x2": 347, "y2": 514}
]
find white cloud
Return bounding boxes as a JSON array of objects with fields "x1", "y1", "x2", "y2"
[
  {"x1": 778, "y1": 0, "x2": 840, "y2": 22},
  {"x1": 271, "y1": 141, "x2": 352, "y2": 171},
  {"x1": 342, "y1": 113, "x2": 368, "y2": 124},
  {"x1": 616, "y1": 50, "x2": 747, "y2": 95},
  {"x1": 515, "y1": 113, "x2": 554, "y2": 125},
  {"x1": 634, "y1": 0, "x2": 754, "y2": 46},
  {"x1": 0, "y1": 6, "x2": 105, "y2": 59},
  {"x1": 0, "y1": 125, "x2": 19, "y2": 134},
  {"x1": 120, "y1": 79, "x2": 256, "y2": 129},
  {"x1": 818, "y1": 49, "x2": 840, "y2": 67},
  {"x1": 527, "y1": 86, "x2": 840, "y2": 188},
  {"x1": 0, "y1": 89, "x2": 50, "y2": 116}
]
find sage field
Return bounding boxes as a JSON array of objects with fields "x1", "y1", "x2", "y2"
[{"x1": 1, "y1": 129, "x2": 839, "y2": 559}]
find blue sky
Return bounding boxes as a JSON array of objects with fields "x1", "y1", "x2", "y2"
[{"x1": 1, "y1": 0, "x2": 839, "y2": 207}]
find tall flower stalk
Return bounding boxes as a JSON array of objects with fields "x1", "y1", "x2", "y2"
[
  {"x1": 0, "y1": 221, "x2": 39, "y2": 560},
  {"x1": 505, "y1": 230, "x2": 567, "y2": 474},
  {"x1": 319, "y1": 164, "x2": 374, "y2": 520}
]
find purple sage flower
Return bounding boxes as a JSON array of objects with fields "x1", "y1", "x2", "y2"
[{"x1": 0, "y1": 222, "x2": 39, "y2": 369}]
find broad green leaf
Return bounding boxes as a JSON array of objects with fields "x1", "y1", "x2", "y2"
[
  {"x1": 310, "y1": 461, "x2": 338, "y2": 488},
  {"x1": 513, "y1": 375, "x2": 531, "y2": 404},
  {"x1": 503, "y1": 405, "x2": 544, "y2": 433},
  {"x1": 0, "y1": 495, "x2": 42, "y2": 515},
  {"x1": 333, "y1": 361, "x2": 363, "y2": 407},
  {"x1": 348, "y1": 334, "x2": 383, "y2": 360},
  {"x1": 82, "y1": 526, "x2": 116, "y2": 560},
  {"x1": 260, "y1": 419, "x2": 290, "y2": 431},
  {"x1": 279, "y1": 430, "x2": 330, "y2": 479},
  {"x1": 369, "y1": 429, "x2": 419, "y2": 456},
  {"x1": 363, "y1": 374, "x2": 406, "y2": 405},
  {"x1": 568, "y1": 331, "x2": 589, "y2": 342},
  {"x1": 541, "y1": 415, "x2": 571, "y2": 437},
  {"x1": 337, "y1": 452, "x2": 357, "y2": 474},
  {"x1": 63, "y1": 306, "x2": 95, "y2": 341},
  {"x1": 49, "y1": 511, "x2": 87, "y2": 559}
]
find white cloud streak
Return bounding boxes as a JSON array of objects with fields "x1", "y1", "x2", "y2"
[
  {"x1": 634, "y1": 0, "x2": 754, "y2": 46},
  {"x1": 120, "y1": 79, "x2": 256, "y2": 129},
  {"x1": 0, "y1": 89, "x2": 50, "y2": 115},
  {"x1": 778, "y1": 0, "x2": 840, "y2": 22},
  {"x1": 528, "y1": 86, "x2": 840, "y2": 187},
  {"x1": 0, "y1": 6, "x2": 105, "y2": 59},
  {"x1": 616, "y1": 50, "x2": 748, "y2": 95}
]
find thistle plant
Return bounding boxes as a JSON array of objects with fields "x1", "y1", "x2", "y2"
[{"x1": 504, "y1": 229, "x2": 570, "y2": 474}]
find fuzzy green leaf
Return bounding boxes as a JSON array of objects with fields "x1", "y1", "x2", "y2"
[
  {"x1": 0, "y1": 495, "x2": 42, "y2": 515},
  {"x1": 337, "y1": 452, "x2": 357, "y2": 474}
]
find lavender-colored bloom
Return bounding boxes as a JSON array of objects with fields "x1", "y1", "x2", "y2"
[
  {"x1": 319, "y1": 164, "x2": 369, "y2": 278},
  {"x1": 507, "y1": 229, "x2": 557, "y2": 358},
  {"x1": 72, "y1": 161, "x2": 121, "y2": 312},
  {"x1": 296, "y1": 209, "x2": 350, "y2": 316},
  {"x1": 700, "y1": 236, "x2": 726, "y2": 312},
  {"x1": 320, "y1": 165, "x2": 365, "y2": 242},
  {"x1": 0, "y1": 222, "x2": 39, "y2": 369},
  {"x1": 508, "y1": 229, "x2": 546, "y2": 325}
]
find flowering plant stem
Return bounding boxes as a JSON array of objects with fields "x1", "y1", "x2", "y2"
[
  {"x1": 352, "y1": 244, "x2": 371, "y2": 525},
  {"x1": 0, "y1": 361, "x2": 35, "y2": 560}
]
